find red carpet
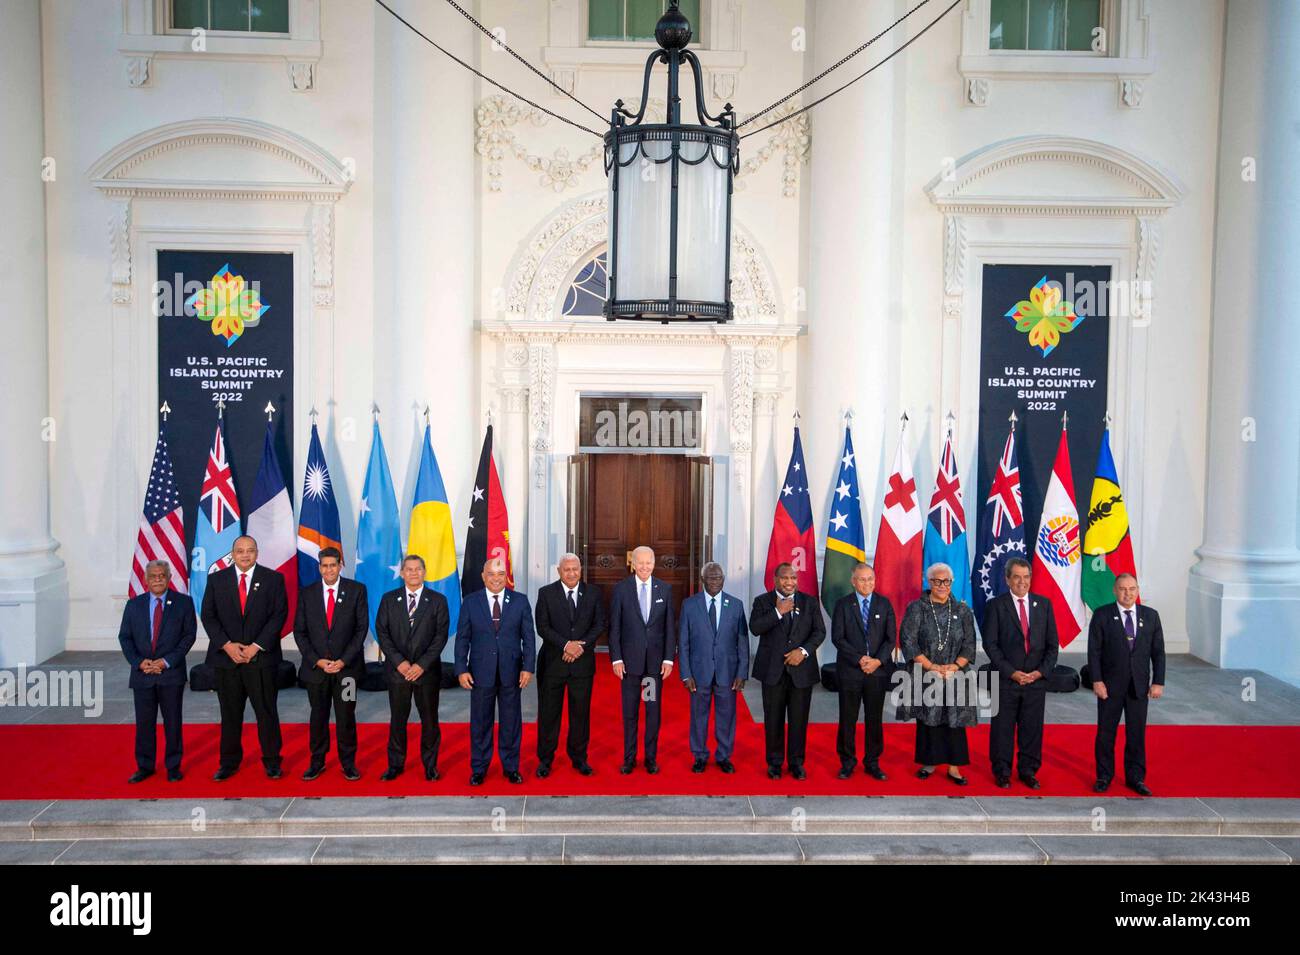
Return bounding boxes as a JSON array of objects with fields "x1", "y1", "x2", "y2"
[{"x1": 3, "y1": 675, "x2": 1298, "y2": 799}]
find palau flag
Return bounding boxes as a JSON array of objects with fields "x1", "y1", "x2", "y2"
[
  {"x1": 246, "y1": 422, "x2": 297, "y2": 637},
  {"x1": 1081, "y1": 427, "x2": 1137, "y2": 611},
  {"x1": 971, "y1": 422, "x2": 1026, "y2": 622},
  {"x1": 764, "y1": 425, "x2": 819, "y2": 597},
  {"x1": 922, "y1": 427, "x2": 971, "y2": 607},
  {"x1": 822, "y1": 425, "x2": 866, "y2": 617},
  {"x1": 191, "y1": 419, "x2": 241, "y2": 614},
  {"x1": 407, "y1": 424, "x2": 462, "y2": 634},
  {"x1": 297, "y1": 421, "x2": 343, "y2": 586},
  {"x1": 354, "y1": 420, "x2": 403, "y2": 639}
]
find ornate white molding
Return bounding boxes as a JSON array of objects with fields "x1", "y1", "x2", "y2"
[
  {"x1": 527, "y1": 341, "x2": 557, "y2": 489},
  {"x1": 728, "y1": 344, "x2": 755, "y2": 437},
  {"x1": 125, "y1": 54, "x2": 151, "y2": 88},
  {"x1": 110, "y1": 199, "x2": 132, "y2": 304},
  {"x1": 736, "y1": 103, "x2": 810, "y2": 198},
  {"x1": 311, "y1": 203, "x2": 334, "y2": 306}
]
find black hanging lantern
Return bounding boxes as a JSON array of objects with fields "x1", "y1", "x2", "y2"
[{"x1": 604, "y1": 2, "x2": 739, "y2": 323}]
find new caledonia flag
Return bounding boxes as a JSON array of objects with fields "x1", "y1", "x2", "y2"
[
  {"x1": 297, "y1": 418, "x2": 343, "y2": 586},
  {"x1": 462, "y1": 423, "x2": 513, "y2": 593},
  {"x1": 765, "y1": 424, "x2": 818, "y2": 596},
  {"x1": 822, "y1": 424, "x2": 865, "y2": 616},
  {"x1": 408, "y1": 422, "x2": 462, "y2": 634},
  {"x1": 1081, "y1": 425, "x2": 1137, "y2": 610},
  {"x1": 1031, "y1": 416, "x2": 1087, "y2": 646}
]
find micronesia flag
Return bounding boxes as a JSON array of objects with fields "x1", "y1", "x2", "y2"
[
  {"x1": 246, "y1": 422, "x2": 297, "y2": 637},
  {"x1": 971, "y1": 421, "x2": 1027, "y2": 622},
  {"x1": 191, "y1": 419, "x2": 241, "y2": 614},
  {"x1": 407, "y1": 423, "x2": 462, "y2": 636},
  {"x1": 355, "y1": 419, "x2": 403, "y2": 639},
  {"x1": 922, "y1": 426, "x2": 971, "y2": 607},
  {"x1": 764, "y1": 425, "x2": 819, "y2": 597},
  {"x1": 296, "y1": 421, "x2": 343, "y2": 586}
]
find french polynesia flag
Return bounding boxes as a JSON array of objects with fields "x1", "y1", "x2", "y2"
[
  {"x1": 764, "y1": 425, "x2": 819, "y2": 596},
  {"x1": 1031, "y1": 423, "x2": 1087, "y2": 646},
  {"x1": 462, "y1": 424, "x2": 513, "y2": 592}
]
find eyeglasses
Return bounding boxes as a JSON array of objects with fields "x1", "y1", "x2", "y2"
[{"x1": 929, "y1": 578, "x2": 953, "y2": 586}]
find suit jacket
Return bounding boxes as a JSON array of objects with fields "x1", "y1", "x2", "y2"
[
  {"x1": 608, "y1": 575, "x2": 676, "y2": 676},
  {"x1": 678, "y1": 590, "x2": 749, "y2": 687},
  {"x1": 118, "y1": 591, "x2": 197, "y2": 688},
  {"x1": 455, "y1": 588, "x2": 537, "y2": 687},
  {"x1": 534, "y1": 579, "x2": 606, "y2": 679},
  {"x1": 830, "y1": 591, "x2": 896, "y2": 686},
  {"x1": 1087, "y1": 601, "x2": 1166, "y2": 698},
  {"x1": 293, "y1": 577, "x2": 369, "y2": 683},
  {"x1": 749, "y1": 590, "x2": 826, "y2": 688},
  {"x1": 981, "y1": 591, "x2": 1059, "y2": 682},
  {"x1": 201, "y1": 564, "x2": 287, "y2": 669},
  {"x1": 375, "y1": 586, "x2": 449, "y2": 686}
]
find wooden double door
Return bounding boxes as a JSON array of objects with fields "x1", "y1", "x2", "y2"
[{"x1": 568, "y1": 453, "x2": 712, "y2": 635}]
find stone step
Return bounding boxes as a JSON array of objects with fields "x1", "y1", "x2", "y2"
[{"x1": 2, "y1": 796, "x2": 1298, "y2": 843}]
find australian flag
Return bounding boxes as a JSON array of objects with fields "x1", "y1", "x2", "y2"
[
  {"x1": 764, "y1": 425, "x2": 819, "y2": 596},
  {"x1": 971, "y1": 423, "x2": 1027, "y2": 621}
]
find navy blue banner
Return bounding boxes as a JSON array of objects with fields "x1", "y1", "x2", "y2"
[{"x1": 156, "y1": 250, "x2": 294, "y2": 548}]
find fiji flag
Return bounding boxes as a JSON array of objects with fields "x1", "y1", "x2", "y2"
[
  {"x1": 971, "y1": 422, "x2": 1027, "y2": 621},
  {"x1": 922, "y1": 427, "x2": 971, "y2": 606},
  {"x1": 764, "y1": 425, "x2": 819, "y2": 596},
  {"x1": 821, "y1": 425, "x2": 865, "y2": 617},
  {"x1": 407, "y1": 424, "x2": 462, "y2": 635},
  {"x1": 297, "y1": 422, "x2": 343, "y2": 586},
  {"x1": 355, "y1": 420, "x2": 403, "y2": 639},
  {"x1": 191, "y1": 420, "x2": 241, "y2": 614}
]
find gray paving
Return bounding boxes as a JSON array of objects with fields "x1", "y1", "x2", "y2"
[
  {"x1": 750, "y1": 795, "x2": 988, "y2": 833},
  {"x1": 1263, "y1": 837, "x2": 1300, "y2": 863},
  {"x1": 312, "y1": 835, "x2": 564, "y2": 864},
  {"x1": 522, "y1": 795, "x2": 754, "y2": 833},
  {"x1": 1032, "y1": 834, "x2": 1291, "y2": 864},
  {"x1": 975, "y1": 795, "x2": 1223, "y2": 835},
  {"x1": 281, "y1": 795, "x2": 526, "y2": 836},
  {"x1": 1198, "y1": 798, "x2": 1300, "y2": 835},
  {"x1": 797, "y1": 833, "x2": 1045, "y2": 864},
  {"x1": 54, "y1": 836, "x2": 320, "y2": 864},
  {"x1": 563, "y1": 833, "x2": 804, "y2": 864},
  {"x1": 0, "y1": 800, "x2": 53, "y2": 841},
  {"x1": 0, "y1": 840, "x2": 73, "y2": 864},
  {"x1": 31, "y1": 797, "x2": 293, "y2": 840}
]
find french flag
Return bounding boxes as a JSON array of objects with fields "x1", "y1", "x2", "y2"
[
  {"x1": 246, "y1": 422, "x2": 297, "y2": 637},
  {"x1": 764, "y1": 425, "x2": 819, "y2": 596}
]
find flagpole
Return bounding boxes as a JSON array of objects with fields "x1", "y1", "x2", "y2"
[
  {"x1": 216, "y1": 396, "x2": 225, "y2": 421},
  {"x1": 159, "y1": 401, "x2": 170, "y2": 425},
  {"x1": 1062, "y1": 409, "x2": 1069, "y2": 431},
  {"x1": 264, "y1": 401, "x2": 275, "y2": 424},
  {"x1": 1008, "y1": 408, "x2": 1017, "y2": 433}
]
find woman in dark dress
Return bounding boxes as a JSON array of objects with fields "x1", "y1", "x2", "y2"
[{"x1": 897, "y1": 562, "x2": 978, "y2": 785}]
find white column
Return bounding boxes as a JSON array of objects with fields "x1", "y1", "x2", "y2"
[
  {"x1": 0, "y1": 0, "x2": 67, "y2": 666},
  {"x1": 1188, "y1": 0, "x2": 1300, "y2": 686},
  {"x1": 802, "y1": 0, "x2": 901, "y2": 553}
]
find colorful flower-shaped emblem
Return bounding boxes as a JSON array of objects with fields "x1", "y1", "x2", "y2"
[
  {"x1": 1005, "y1": 277, "x2": 1082, "y2": 357},
  {"x1": 186, "y1": 264, "x2": 270, "y2": 347}
]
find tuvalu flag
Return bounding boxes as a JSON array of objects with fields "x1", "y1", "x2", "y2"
[
  {"x1": 1082, "y1": 427, "x2": 1137, "y2": 610},
  {"x1": 765, "y1": 425, "x2": 819, "y2": 596},
  {"x1": 873, "y1": 417, "x2": 923, "y2": 633},
  {"x1": 822, "y1": 424, "x2": 865, "y2": 617},
  {"x1": 1031, "y1": 419, "x2": 1087, "y2": 646},
  {"x1": 408, "y1": 423, "x2": 462, "y2": 635},
  {"x1": 462, "y1": 423, "x2": 513, "y2": 592}
]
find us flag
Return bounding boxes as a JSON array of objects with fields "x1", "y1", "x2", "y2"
[{"x1": 129, "y1": 428, "x2": 189, "y2": 596}]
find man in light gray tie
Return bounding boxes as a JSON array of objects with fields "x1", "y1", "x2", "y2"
[{"x1": 608, "y1": 546, "x2": 676, "y2": 774}]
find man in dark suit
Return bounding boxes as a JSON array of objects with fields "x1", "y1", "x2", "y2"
[
  {"x1": 534, "y1": 552, "x2": 605, "y2": 777},
  {"x1": 830, "y1": 561, "x2": 895, "y2": 781},
  {"x1": 200, "y1": 535, "x2": 288, "y2": 780},
  {"x1": 982, "y1": 557, "x2": 1059, "y2": 789},
  {"x1": 375, "y1": 554, "x2": 449, "y2": 781},
  {"x1": 1088, "y1": 573, "x2": 1165, "y2": 796},
  {"x1": 678, "y1": 562, "x2": 749, "y2": 773},
  {"x1": 608, "y1": 545, "x2": 676, "y2": 774},
  {"x1": 293, "y1": 546, "x2": 368, "y2": 781},
  {"x1": 456, "y1": 557, "x2": 536, "y2": 785},
  {"x1": 118, "y1": 559, "x2": 196, "y2": 783},
  {"x1": 750, "y1": 562, "x2": 826, "y2": 780}
]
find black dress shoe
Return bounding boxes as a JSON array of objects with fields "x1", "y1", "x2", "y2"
[
  {"x1": 994, "y1": 775, "x2": 1011, "y2": 789},
  {"x1": 505, "y1": 770, "x2": 524, "y2": 784},
  {"x1": 128, "y1": 769, "x2": 154, "y2": 784},
  {"x1": 620, "y1": 761, "x2": 635, "y2": 775},
  {"x1": 947, "y1": 771, "x2": 969, "y2": 787},
  {"x1": 645, "y1": 760, "x2": 660, "y2": 775},
  {"x1": 167, "y1": 770, "x2": 183, "y2": 783},
  {"x1": 342, "y1": 767, "x2": 361, "y2": 781},
  {"x1": 469, "y1": 772, "x2": 485, "y2": 786},
  {"x1": 573, "y1": 762, "x2": 594, "y2": 776},
  {"x1": 1126, "y1": 780, "x2": 1153, "y2": 797},
  {"x1": 1019, "y1": 774, "x2": 1041, "y2": 790},
  {"x1": 380, "y1": 767, "x2": 402, "y2": 782},
  {"x1": 916, "y1": 767, "x2": 934, "y2": 779},
  {"x1": 212, "y1": 767, "x2": 237, "y2": 782},
  {"x1": 265, "y1": 767, "x2": 283, "y2": 780},
  {"x1": 536, "y1": 763, "x2": 552, "y2": 778},
  {"x1": 301, "y1": 764, "x2": 325, "y2": 781},
  {"x1": 717, "y1": 759, "x2": 735, "y2": 774},
  {"x1": 426, "y1": 767, "x2": 440, "y2": 782},
  {"x1": 767, "y1": 766, "x2": 782, "y2": 780},
  {"x1": 864, "y1": 765, "x2": 888, "y2": 781},
  {"x1": 692, "y1": 758, "x2": 708, "y2": 774},
  {"x1": 837, "y1": 766, "x2": 854, "y2": 780},
  {"x1": 790, "y1": 765, "x2": 807, "y2": 781},
  {"x1": 1094, "y1": 779, "x2": 1111, "y2": 793}
]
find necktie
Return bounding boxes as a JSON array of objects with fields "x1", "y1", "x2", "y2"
[
  {"x1": 640, "y1": 582, "x2": 650, "y2": 623},
  {"x1": 407, "y1": 591, "x2": 417, "y2": 627},
  {"x1": 1124, "y1": 609, "x2": 1136, "y2": 649},
  {"x1": 238, "y1": 572, "x2": 248, "y2": 614},
  {"x1": 568, "y1": 588, "x2": 577, "y2": 621},
  {"x1": 492, "y1": 593, "x2": 502, "y2": 631},
  {"x1": 1018, "y1": 598, "x2": 1030, "y2": 654},
  {"x1": 151, "y1": 597, "x2": 162, "y2": 655},
  {"x1": 709, "y1": 596, "x2": 718, "y2": 634},
  {"x1": 326, "y1": 587, "x2": 335, "y2": 629},
  {"x1": 861, "y1": 597, "x2": 870, "y2": 630}
]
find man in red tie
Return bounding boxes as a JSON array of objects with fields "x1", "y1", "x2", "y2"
[
  {"x1": 292, "y1": 547, "x2": 369, "y2": 780},
  {"x1": 118, "y1": 560, "x2": 196, "y2": 783},
  {"x1": 981, "y1": 557, "x2": 1058, "y2": 789}
]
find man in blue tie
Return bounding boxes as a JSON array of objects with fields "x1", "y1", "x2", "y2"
[
  {"x1": 117, "y1": 560, "x2": 196, "y2": 783},
  {"x1": 830, "y1": 562, "x2": 897, "y2": 780},
  {"x1": 678, "y1": 562, "x2": 749, "y2": 773}
]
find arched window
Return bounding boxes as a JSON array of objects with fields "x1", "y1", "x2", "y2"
[{"x1": 561, "y1": 250, "x2": 608, "y2": 318}]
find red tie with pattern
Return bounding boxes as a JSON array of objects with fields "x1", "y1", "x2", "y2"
[
  {"x1": 326, "y1": 587, "x2": 335, "y2": 629},
  {"x1": 492, "y1": 594, "x2": 501, "y2": 631},
  {"x1": 1018, "y1": 597, "x2": 1030, "y2": 654},
  {"x1": 239, "y1": 572, "x2": 248, "y2": 614},
  {"x1": 151, "y1": 598, "x2": 163, "y2": 655}
]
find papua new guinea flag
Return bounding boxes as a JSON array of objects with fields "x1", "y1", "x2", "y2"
[
  {"x1": 462, "y1": 424, "x2": 513, "y2": 593},
  {"x1": 765, "y1": 426, "x2": 819, "y2": 596}
]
